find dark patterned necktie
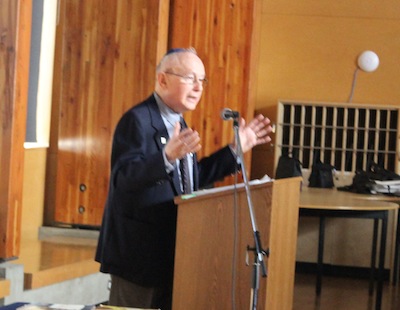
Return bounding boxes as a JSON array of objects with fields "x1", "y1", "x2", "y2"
[{"x1": 180, "y1": 117, "x2": 192, "y2": 194}]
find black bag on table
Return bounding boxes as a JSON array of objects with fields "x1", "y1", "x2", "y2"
[
  {"x1": 338, "y1": 162, "x2": 400, "y2": 194},
  {"x1": 275, "y1": 152, "x2": 302, "y2": 179},
  {"x1": 308, "y1": 151, "x2": 335, "y2": 188}
]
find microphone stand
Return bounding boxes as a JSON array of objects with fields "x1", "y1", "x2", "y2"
[{"x1": 232, "y1": 116, "x2": 268, "y2": 310}]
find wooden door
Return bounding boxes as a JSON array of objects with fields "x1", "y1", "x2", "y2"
[{"x1": 46, "y1": 0, "x2": 169, "y2": 226}]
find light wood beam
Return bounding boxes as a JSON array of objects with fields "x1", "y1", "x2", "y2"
[{"x1": 0, "y1": 0, "x2": 31, "y2": 260}]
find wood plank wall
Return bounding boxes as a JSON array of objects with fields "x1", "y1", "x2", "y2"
[
  {"x1": 0, "y1": 0, "x2": 31, "y2": 260},
  {"x1": 44, "y1": 0, "x2": 261, "y2": 227},
  {"x1": 46, "y1": 0, "x2": 169, "y2": 226},
  {"x1": 1, "y1": 0, "x2": 262, "y2": 241},
  {"x1": 169, "y1": 0, "x2": 261, "y2": 174}
]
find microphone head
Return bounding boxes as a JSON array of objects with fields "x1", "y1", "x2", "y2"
[
  {"x1": 220, "y1": 108, "x2": 239, "y2": 120},
  {"x1": 220, "y1": 108, "x2": 233, "y2": 120}
]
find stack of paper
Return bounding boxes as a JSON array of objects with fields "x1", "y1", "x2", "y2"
[{"x1": 369, "y1": 180, "x2": 400, "y2": 195}]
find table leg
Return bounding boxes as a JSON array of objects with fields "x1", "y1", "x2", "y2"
[
  {"x1": 369, "y1": 219, "x2": 378, "y2": 295},
  {"x1": 375, "y1": 211, "x2": 388, "y2": 310},
  {"x1": 316, "y1": 216, "x2": 325, "y2": 296},
  {"x1": 392, "y1": 207, "x2": 400, "y2": 285}
]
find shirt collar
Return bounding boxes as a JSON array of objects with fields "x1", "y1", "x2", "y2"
[{"x1": 154, "y1": 92, "x2": 181, "y2": 125}]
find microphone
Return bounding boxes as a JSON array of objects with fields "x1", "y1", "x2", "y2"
[{"x1": 220, "y1": 108, "x2": 240, "y2": 120}]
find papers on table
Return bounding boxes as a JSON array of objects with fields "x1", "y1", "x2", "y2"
[{"x1": 369, "y1": 180, "x2": 400, "y2": 195}]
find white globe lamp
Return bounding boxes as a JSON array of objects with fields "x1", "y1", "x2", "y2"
[
  {"x1": 357, "y1": 50, "x2": 379, "y2": 72},
  {"x1": 348, "y1": 51, "x2": 380, "y2": 102}
]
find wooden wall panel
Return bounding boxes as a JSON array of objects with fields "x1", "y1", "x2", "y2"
[
  {"x1": 252, "y1": 1, "x2": 400, "y2": 178},
  {"x1": 168, "y1": 0, "x2": 261, "y2": 184},
  {"x1": 46, "y1": 0, "x2": 261, "y2": 226},
  {"x1": 0, "y1": 0, "x2": 31, "y2": 260},
  {"x1": 263, "y1": 0, "x2": 400, "y2": 19},
  {"x1": 47, "y1": 0, "x2": 169, "y2": 226}
]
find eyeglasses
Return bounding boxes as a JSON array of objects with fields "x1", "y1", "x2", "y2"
[{"x1": 164, "y1": 71, "x2": 208, "y2": 86}]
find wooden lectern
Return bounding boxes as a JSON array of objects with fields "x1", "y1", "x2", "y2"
[{"x1": 173, "y1": 177, "x2": 301, "y2": 310}]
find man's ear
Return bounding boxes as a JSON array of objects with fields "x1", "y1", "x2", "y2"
[{"x1": 157, "y1": 72, "x2": 168, "y2": 89}]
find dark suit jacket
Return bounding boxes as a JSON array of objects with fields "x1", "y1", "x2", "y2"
[{"x1": 95, "y1": 94, "x2": 238, "y2": 287}]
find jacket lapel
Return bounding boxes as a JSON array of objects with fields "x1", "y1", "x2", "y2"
[{"x1": 147, "y1": 96, "x2": 182, "y2": 195}]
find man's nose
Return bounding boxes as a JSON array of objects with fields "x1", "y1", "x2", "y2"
[{"x1": 193, "y1": 80, "x2": 203, "y2": 90}]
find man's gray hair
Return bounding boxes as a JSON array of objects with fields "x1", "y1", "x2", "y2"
[{"x1": 156, "y1": 47, "x2": 197, "y2": 73}]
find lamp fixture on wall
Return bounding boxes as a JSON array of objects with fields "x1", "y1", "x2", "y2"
[{"x1": 348, "y1": 50, "x2": 379, "y2": 102}]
